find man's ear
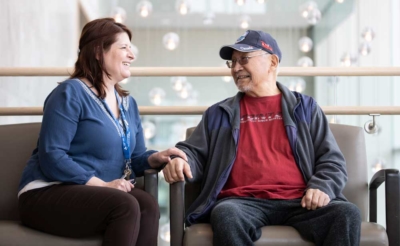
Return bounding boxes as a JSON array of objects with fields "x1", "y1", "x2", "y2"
[{"x1": 270, "y1": 55, "x2": 279, "y2": 70}]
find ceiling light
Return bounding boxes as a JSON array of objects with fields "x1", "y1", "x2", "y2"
[
  {"x1": 299, "y1": 1, "x2": 318, "y2": 19},
  {"x1": 298, "y1": 36, "x2": 313, "y2": 52},
  {"x1": 163, "y1": 32, "x2": 180, "y2": 51},
  {"x1": 256, "y1": 0, "x2": 265, "y2": 3},
  {"x1": 177, "y1": 83, "x2": 192, "y2": 99},
  {"x1": 239, "y1": 15, "x2": 251, "y2": 29},
  {"x1": 359, "y1": 42, "x2": 371, "y2": 56},
  {"x1": 340, "y1": 52, "x2": 358, "y2": 67},
  {"x1": 288, "y1": 78, "x2": 306, "y2": 92},
  {"x1": 297, "y1": 56, "x2": 314, "y2": 67},
  {"x1": 203, "y1": 13, "x2": 215, "y2": 25},
  {"x1": 361, "y1": 27, "x2": 376, "y2": 42},
  {"x1": 306, "y1": 8, "x2": 321, "y2": 25},
  {"x1": 371, "y1": 158, "x2": 385, "y2": 173},
  {"x1": 160, "y1": 223, "x2": 171, "y2": 242},
  {"x1": 222, "y1": 76, "x2": 232, "y2": 83},
  {"x1": 142, "y1": 121, "x2": 156, "y2": 139},
  {"x1": 171, "y1": 77, "x2": 187, "y2": 91},
  {"x1": 136, "y1": 0, "x2": 153, "y2": 18},
  {"x1": 111, "y1": 6, "x2": 127, "y2": 23},
  {"x1": 335, "y1": 0, "x2": 345, "y2": 3},
  {"x1": 235, "y1": 0, "x2": 246, "y2": 6},
  {"x1": 176, "y1": 0, "x2": 190, "y2": 15},
  {"x1": 148, "y1": 88, "x2": 166, "y2": 105}
]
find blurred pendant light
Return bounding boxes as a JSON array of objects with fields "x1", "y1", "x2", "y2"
[
  {"x1": 361, "y1": 27, "x2": 376, "y2": 42},
  {"x1": 235, "y1": 0, "x2": 246, "y2": 6},
  {"x1": 306, "y1": 8, "x2": 321, "y2": 25},
  {"x1": 256, "y1": 0, "x2": 265, "y2": 3},
  {"x1": 298, "y1": 36, "x2": 313, "y2": 52},
  {"x1": 160, "y1": 223, "x2": 171, "y2": 242},
  {"x1": 288, "y1": 78, "x2": 306, "y2": 92},
  {"x1": 149, "y1": 88, "x2": 166, "y2": 105},
  {"x1": 340, "y1": 52, "x2": 358, "y2": 67},
  {"x1": 177, "y1": 83, "x2": 193, "y2": 99},
  {"x1": 297, "y1": 56, "x2": 314, "y2": 67},
  {"x1": 136, "y1": 0, "x2": 153, "y2": 18},
  {"x1": 222, "y1": 76, "x2": 232, "y2": 83},
  {"x1": 176, "y1": 0, "x2": 190, "y2": 15},
  {"x1": 111, "y1": 6, "x2": 127, "y2": 23},
  {"x1": 142, "y1": 121, "x2": 156, "y2": 139},
  {"x1": 299, "y1": 1, "x2": 318, "y2": 18},
  {"x1": 163, "y1": 32, "x2": 180, "y2": 50},
  {"x1": 371, "y1": 158, "x2": 386, "y2": 173},
  {"x1": 239, "y1": 15, "x2": 251, "y2": 29},
  {"x1": 203, "y1": 13, "x2": 215, "y2": 25},
  {"x1": 335, "y1": 0, "x2": 345, "y2": 3},
  {"x1": 359, "y1": 42, "x2": 371, "y2": 56},
  {"x1": 131, "y1": 43, "x2": 139, "y2": 61},
  {"x1": 171, "y1": 77, "x2": 187, "y2": 91}
]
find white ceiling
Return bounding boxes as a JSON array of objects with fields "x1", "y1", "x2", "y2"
[{"x1": 116, "y1": 0, "x2": 334, "y2": 29}]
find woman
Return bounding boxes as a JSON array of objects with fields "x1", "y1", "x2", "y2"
[{"x1": 17, "y1": 18, "x2": 186, "y2": 246}]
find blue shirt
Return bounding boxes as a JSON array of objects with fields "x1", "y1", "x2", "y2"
[{"x1": 18, "y1": 79, "x2": 156, "y2": 192}]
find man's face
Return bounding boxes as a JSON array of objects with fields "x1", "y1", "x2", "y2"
[{"x1": 230, "y1": 50, "x2": 272, "y2": 93}]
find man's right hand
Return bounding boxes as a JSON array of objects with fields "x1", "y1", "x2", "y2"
[{"x1": 163, "y1": 158, "x2": 193, "y2": 184}]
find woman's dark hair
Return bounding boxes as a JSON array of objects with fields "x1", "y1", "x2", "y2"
[{"x1": 70, "y1": 18, "x2": 131, "y2": 99}]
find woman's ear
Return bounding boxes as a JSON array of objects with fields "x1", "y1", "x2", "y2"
[{"x1": 95, "y1": 46, "x2": 101, "y2": 60}]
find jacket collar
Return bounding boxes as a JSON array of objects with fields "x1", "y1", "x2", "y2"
[{"x1": 219, "y1": 82, "x2": 300, "y2": 129}]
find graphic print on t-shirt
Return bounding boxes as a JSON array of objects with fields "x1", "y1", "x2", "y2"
[{"x1": 218, "y1": 93, "x2": 306, "y2": 200}]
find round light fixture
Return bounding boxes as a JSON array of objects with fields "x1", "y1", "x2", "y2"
[
  {"x1": 148, "y1": 87, "x2": 166, "y2": 105},
  {"x1": 359, "y1": 42, "x2": 371, "y2": 56},
  {"x1": 361, "y1": 27, "x2": 376, "y2": 42},
  {"x1": 299, "y1": 1, "x2": 318, "y2": 18},
  {"x1": 298, "y1": 36, "x2": 313, "y2": 52},
  {"x1": 297, "y1": 56, "x2": 314, "y2": 67},
  {"x1": 136, "y1": 0, "x2": 153, "y2": 18},
  {"x1": 170, "y1": 77, "x2": 187, "y2": 91},
  {"x1": 163, "y1": 32, "x2": 180, "y2": 51},
  {"x1": 111, "y1": 7, "x2": 127, "y2": 23},
  {"x1": 235, "y1": 0, "x2": 246, "y2": 6},
  {"x1": 142, "y1": 121, "x2": 156, "y2": 139},
  {"x1": 176, "y1": 0, "x2": 190, "y2": 15},
  {"x1": 340, "y1": 52, "x2": 358, "y2": 67},
  {"x1": 239, "y1": 15, "x2": 251, "y2": 29}
]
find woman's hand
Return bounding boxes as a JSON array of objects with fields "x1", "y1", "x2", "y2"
[
  {"x1": 148, "y1": 147, "x2": 188, "y2": 169},
  {"x1": 86, "y1": 176, "x2": 134, "y2": 192}
]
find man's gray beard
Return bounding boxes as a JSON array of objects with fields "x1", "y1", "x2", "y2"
[{"x1": 237, "y1": 83, "x2": 253, "y2": 93}]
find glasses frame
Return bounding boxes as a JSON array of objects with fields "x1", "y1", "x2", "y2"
[{"x1": 226, "y1": 52, "x2": 269, "y2": 68}]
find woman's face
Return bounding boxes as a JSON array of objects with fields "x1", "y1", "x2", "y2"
[{"x1": 103, "y1": 32, "x2": 134, "y2": 83}]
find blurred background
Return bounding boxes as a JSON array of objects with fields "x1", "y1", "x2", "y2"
[{"x1": 1, "y1": 0, "x2": 399, "y2": 244}]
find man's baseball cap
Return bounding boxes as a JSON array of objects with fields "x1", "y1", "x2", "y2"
[{"x1": 219, "y1": 30, "x2": 282, "y2": 63}]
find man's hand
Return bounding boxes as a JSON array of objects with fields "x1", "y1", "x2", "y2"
[
  {"x1": 301, "y1": 189, "x2": 330, "y2": 210},
  {"x1": 148, "y1": 147, "x2": 187, "y2": 169},
  {"x1": 163, "y1": 158, "x2": 192, "y2": 184}
]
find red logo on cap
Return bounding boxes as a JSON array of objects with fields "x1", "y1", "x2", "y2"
[{"x1": 261, "y1": 41, "x2": 273, "y2": 52}]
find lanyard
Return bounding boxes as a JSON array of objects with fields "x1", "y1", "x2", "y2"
[{"x1": 102, "y1": 91, "x2": 132, "y2": 178}]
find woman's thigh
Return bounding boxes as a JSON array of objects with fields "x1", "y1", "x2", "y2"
[{"x1": 19, "y1": 184, "x2": 140, "y2": 238}]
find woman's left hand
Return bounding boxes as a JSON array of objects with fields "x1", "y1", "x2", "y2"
[{"x1": 148, "y1": 147, "x2": 187, "y2": 169}]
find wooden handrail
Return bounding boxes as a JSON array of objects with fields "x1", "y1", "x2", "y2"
[
  {"x1": 1, "y1": 67, "x2": 400, "y2": 77},
  {"x1": 1, "y1": 106, "x2": 400, "y2": 116}
]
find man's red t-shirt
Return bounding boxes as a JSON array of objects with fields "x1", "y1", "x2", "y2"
[{"x1": 218, "y1": 94, "x2": 306, "y2": 200}]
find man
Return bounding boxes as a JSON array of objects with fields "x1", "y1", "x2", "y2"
[{"x1": 163, "y1": 30, "x2": 361, "y2": 246}]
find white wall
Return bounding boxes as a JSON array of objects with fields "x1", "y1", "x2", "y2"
[
  {"x1": 314, "y1": 0, "x2": 399, "y2": 226},
  {"x1": 0, "y1": 0, "x2": 79, "y2": 124}
]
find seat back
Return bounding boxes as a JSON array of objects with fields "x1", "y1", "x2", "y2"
[
  {"x1": 184, "y1": 123, "x2": 368, "y2": 221},
  {"x1": 0, "y1": 123, "x2": 144, "y2": 221}
]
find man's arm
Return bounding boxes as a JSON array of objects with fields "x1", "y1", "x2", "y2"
[
  {"x1": 163, "y1": 110, "x2": 210, "y2": 184},
  {"x1": 302, "y1": 103, "x2": 347, "y2": 210}
]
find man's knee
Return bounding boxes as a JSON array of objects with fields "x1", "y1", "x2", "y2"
[
  {"x1": 331, "y1": 201, "x2": 361, "y2": 224},
  {"x1": 210, "y1": 199, "x2": 242, "y2": 225}
]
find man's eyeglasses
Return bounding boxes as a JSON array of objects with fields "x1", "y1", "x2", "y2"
[{"x1": 226, "y1": 52, "x2": 268, "y2": 68}]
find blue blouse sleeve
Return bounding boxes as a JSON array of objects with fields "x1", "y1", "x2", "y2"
[
  {"x1": 129, "y1": 97, "x2": 157, "y2": 177},
  {"x1": 38, "y1": 82, "x2": 95, "y2": 184}
]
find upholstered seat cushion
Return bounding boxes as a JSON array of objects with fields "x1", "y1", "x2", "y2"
[
  {"x1": 0, "y1": 221, "x2": 102, "y2": 246},
  {"x1": 183, "y1": 222, "x2": 388, "y2": 246}
]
